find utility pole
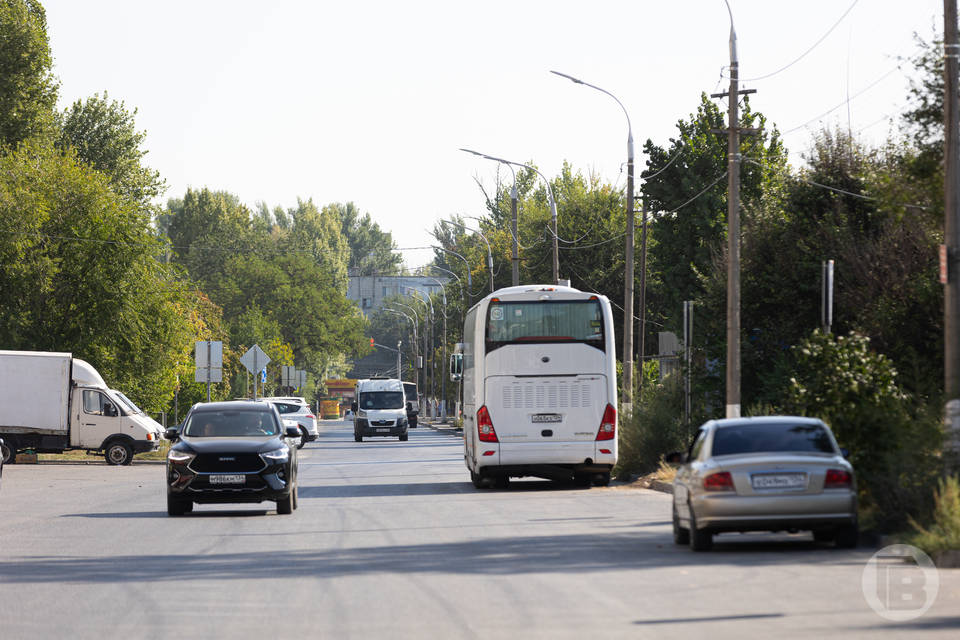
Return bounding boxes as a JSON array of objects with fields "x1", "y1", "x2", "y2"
[
  {"x1": 638, "y1": 199, "x2": 648, "y2": 393},
  {"x1": 623, "y1": 129, "x2": 635, "y2": 412},
  {"x1": 511, "y1": 183, "x2": 519, "y2": 286},
  {"x1": 944, "y1": 0, "x2": 960, "y2": 466},
  {"x1": 711, "y1": 8, "x2": 755, "y2": 419}
]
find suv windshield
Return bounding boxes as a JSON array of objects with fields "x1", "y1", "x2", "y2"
[
  {"x1": 485, "y1": 300, "x2": 605, "y2": 352},
  {"x1": 184, "y1": 410, "x2": 279, "y2": 437},
  {"x1": 712, "y1": 422, "x2": 835, "y2": 456},
  {"x1": 359, "y1": 391, "x2": 404, "y2": 410}
]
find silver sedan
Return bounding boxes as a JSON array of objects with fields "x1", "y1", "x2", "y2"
[{"x1": 669, "y1": 416, "x2": 857, "y2": 551}]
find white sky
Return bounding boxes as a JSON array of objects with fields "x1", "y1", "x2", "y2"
[{"x1": 44, "y1": 0, "x2": 944, "y2": 268}]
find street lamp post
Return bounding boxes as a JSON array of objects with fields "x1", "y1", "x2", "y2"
[
  {"x1": 460, "y1": 150, "x2": 559, "y2": 284},
  {"x1": 440, "y1": 219, "x2": 494, "y2": 293},
  {"x1": 384, "y1": 309, "x2": 418, "y2": 374},
  {"x1": 461, "y1": 148, "x2": 520, "y2": 286},
  {"x1": 406, "y1": 287, "x2": 435, "y2": 417},
  {"x1": 418, "y1": 272, "x2": 449, "y2": 420},
  {"x1": 551, "y1": 70, "x2": 635, "y2": 410},
  {"x1": 386, "y1": 302, "x2": 422, "y2": 395}
]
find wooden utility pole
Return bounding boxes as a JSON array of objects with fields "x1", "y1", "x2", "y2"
[
  {"x1": 709, "y1": 20, "x2": 752, "y2": 419},
  {"x1": 944, "y1": 0, "x2": 960, "y2": 465}
]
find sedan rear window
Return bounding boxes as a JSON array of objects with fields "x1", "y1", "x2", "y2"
[
  {"x1": 184, "y1": 410, "x2": 279, "y2": 437},
  {"x1": 712, "y1": 422, "x2": 835, "y2": 456}
]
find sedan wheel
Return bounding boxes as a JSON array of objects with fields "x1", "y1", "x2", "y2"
[
  {"x1": 672, "y1": 504, "x2": 690, "y2": 545},
  {"x1": 688, "y1": 507, "x2": 713, "y2": 551}
]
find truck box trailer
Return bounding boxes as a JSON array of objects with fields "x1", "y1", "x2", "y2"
[{"x1": 0, "y1": 350, "x2": 162, "y2": 465}]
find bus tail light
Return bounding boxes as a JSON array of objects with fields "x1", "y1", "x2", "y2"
[
  {"x1": 477, "y1": 405, "x2": 498, "y2": 442},
  {"x1": 596, "y1": 404, "x2": 616, "y2": 441}
]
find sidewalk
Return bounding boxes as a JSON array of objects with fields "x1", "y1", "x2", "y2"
[{"x1": 420, "y1": 418, "x2": 462, "y2": 435}]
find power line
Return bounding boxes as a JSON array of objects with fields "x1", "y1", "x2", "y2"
[
  {"x1": 781, "y1": 66, "x2": 903, "y2": 135},
  {"x1": 724, "y1": 0, "x2": 860, "y2": 83}
]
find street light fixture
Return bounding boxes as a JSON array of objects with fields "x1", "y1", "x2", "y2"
[
  {"x1": 439, "y1": 219, "x2": 495, "y2": 293},
  {"x1": 460, "y1": 149, "x2": 559, "y2": 285},
  {"x1": 461, "y1": 147, "x2": 520, "y2": 286},
  {"x1": 551, "y1": 69, "x2": 637, "y2": 410}
]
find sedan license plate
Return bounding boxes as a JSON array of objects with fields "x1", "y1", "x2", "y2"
[
  {"x1": 751, "y1": 473, "x2": 806, "y2": 490},
  {"x1": 531, "y1": 413, "x2": 562, "y2": 423},
  {"x1": 209, "y1": 474, "x2": 246, "y2": 485}
]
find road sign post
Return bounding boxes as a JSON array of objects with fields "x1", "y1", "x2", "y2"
[
  {"x1": 239, "y1": 345, "x2": 271, "y2": 401},
  {"x1": 195, "y1": 340, "x2": 223, "y2": 402}
]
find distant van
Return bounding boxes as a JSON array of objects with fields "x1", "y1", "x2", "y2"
[{"x1": 352, "y1": 378, "x2": 409, "y2": 442}]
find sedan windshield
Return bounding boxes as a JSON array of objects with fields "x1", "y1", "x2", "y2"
[
  {"x1": 184, "y1": 410, "x2": 279, "y2": 437},
  {"x1": 712, "y1": 422, "x2": 835, "y2": 456}
]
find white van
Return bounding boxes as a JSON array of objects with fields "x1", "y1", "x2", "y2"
[
  {"x1": 461, "y1": 285, "x2": 618, "y2": 488},
  {"x1": 352, "y1": 378, "x2": 409, "y2": 442}
]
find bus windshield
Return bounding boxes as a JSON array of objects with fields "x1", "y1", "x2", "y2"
[{"x1": 485, "y1": 300, "x2": 605, "y2": 352}]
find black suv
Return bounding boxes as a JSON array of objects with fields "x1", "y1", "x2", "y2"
[{"x1": 165, "y1": 401, "x2": 300, "y2": 516}]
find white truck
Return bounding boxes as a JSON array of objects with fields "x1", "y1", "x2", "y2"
[{"x1": 0, "y1": 350, "x2": 163, "y2": 465}]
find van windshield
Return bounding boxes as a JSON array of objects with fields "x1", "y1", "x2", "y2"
[
  {"x1": 360, "y1": 391, "x2": 404, "y2": 410},
  {"x1": 486, "y1": 300, "x2": 605, "y2": 352}
]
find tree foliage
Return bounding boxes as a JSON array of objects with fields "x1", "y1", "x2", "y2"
[{"x1": 0, "y1": 0, "x2": 58, "y2": 147}]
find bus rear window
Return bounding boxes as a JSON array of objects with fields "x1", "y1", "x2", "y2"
[{"x1": 485, "y1": 300, "x2": 605, "y2": 352}]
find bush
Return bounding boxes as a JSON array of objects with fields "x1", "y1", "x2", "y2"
[
  {"x1": 782, "y1": 330, "x2": 943, "y2": 531},
  {"x1": 909, "y1": 475, "x2": 960, "y2": 556},
  {"x1": 615, "y1": 377, "x2": 694, "y2": 480}
]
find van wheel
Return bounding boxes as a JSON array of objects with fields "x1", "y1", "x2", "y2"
[
  {"x1": 0, "y1": 439, "x2": 16, "y2": 465},
  {"x1": 355, "y1": 434, "x2": 362, "y2": 442},
  {"x1": 105, "y1": 441, "x2": 133, "y2": 466},
  {"x1": 399, "y1": 433, "x2": 408, "y2": 442}
]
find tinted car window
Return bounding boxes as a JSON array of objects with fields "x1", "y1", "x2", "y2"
[
  {"x1": 273, "y1": 402, "x2": 300, "y2": 414},
  {"x1": 712, "y1": 422, "x2": 835, "y2": 456},
  {"x1": 184, "y1": 410, "x2": 279, "y2": 437}
]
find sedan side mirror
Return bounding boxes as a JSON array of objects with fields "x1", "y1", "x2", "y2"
[
  {"x1": 285, "y1": 426, "x2": 301, "y2": 439},
  {"x1": 664, "y1": 451, "x2": 686, "y2": 464},
  {"x1": 164, "y1": 427, "x2": 180, "y2": 441}
]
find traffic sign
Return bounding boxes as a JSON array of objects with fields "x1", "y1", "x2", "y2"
[
  {"x1": 194, "y1": 340, "x2": 223, "y2": 383},
  {"x1": 240, "y1": 344, "x2": 270, "y2": 374}
]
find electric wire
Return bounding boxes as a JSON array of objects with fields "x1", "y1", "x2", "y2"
[
  {"x1": 781, "y1": 66, "x2": 902, "y2": 135},
  {"x1": 722, "y1": 0, "x2": 860, "y2": 83}
]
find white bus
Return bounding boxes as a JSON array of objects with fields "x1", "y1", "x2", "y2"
[{"x1": 462, "y1": 285, "x2": 618, "y2": 489}]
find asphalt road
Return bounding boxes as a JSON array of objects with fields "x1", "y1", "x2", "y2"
[{"x1": 0, "y1": 420, "x2": 957, "y2": 639}]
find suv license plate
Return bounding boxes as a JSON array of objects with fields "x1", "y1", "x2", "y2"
[
  {"x1": 209, "y1": 474, "x2": 246, "y2": 484},
  {"x1": 751, "y1": 473, "x2": 806, "y2": 490}
]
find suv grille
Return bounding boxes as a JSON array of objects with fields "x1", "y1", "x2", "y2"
[{"x1": 190, "y1": 453, "x2": 266, "y2": 473}]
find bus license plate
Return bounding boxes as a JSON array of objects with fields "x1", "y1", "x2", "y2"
[
  {"x1": 532, "y1": 414, "x2": 562, "y2": 423},
  {"x1": 209, "y1": 474, "x2": 246, "y2": 484}
]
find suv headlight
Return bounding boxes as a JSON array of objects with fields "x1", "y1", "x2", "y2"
[
  {"x1": 167, "y1": 449, "x2": 195, "y2": 464},
  {"x1": 262, "y1": 445, "x2": 290, "y2": 464}
]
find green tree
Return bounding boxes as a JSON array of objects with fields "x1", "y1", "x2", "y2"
[
  {"x1": 0, "y1": 140, "x2": 201, "y2": 412},
  {"x1": 333, "y1": 202, "x2": 402, "y2": 274},
  {"x1": 58, "y1": 91, "x2": 165, "y2": 206},
  {"x1": 0, "y1": 0, "x2": 58, "y2": 147}
]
